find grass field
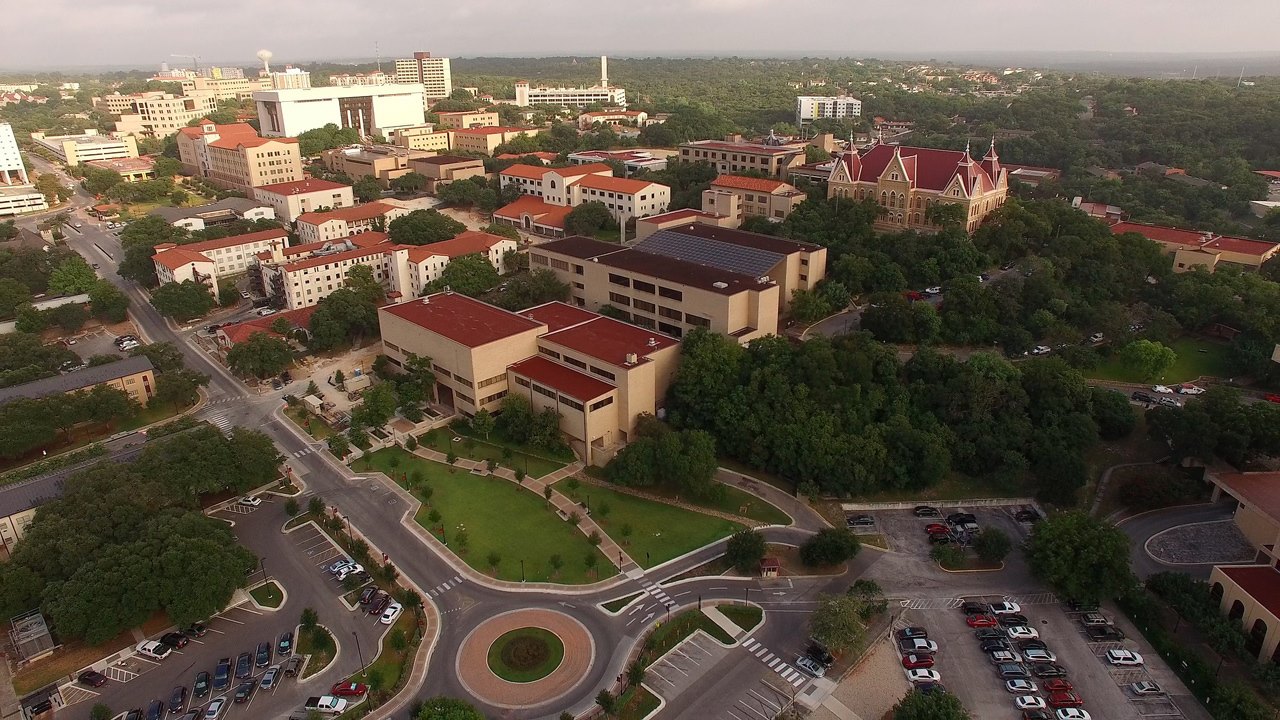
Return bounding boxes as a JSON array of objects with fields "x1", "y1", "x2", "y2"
[
  {"x1": 284, "y1": 404, "x2": 334, "y2": 440},
  {"x1": 353, "y1": 448, "x2": 612, "y2": 584},
  {"x1": 554, "y1": 481, "x2": 743, "y2": 568},
  {"x1": 418, "y1": 428, "x2": 564, "y2": 478},
  {"x1": 1085, "y1": 337, "x2": 1234, "y2": 384},
  {"x1": 718, "y1": 605, "x2": 763, "y2": 633},
  {"x1": 249, "y1": 581, "x2": 283, "y2": 608},
  {"x1": 636, "y1": 483, "x2": 791, "y2": 526},
  {"x1": 486, "y1": 627, "x2": 565, "y2": 683}
]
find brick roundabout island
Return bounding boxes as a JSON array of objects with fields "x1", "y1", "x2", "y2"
[{"x1": 456, "y1": 608, "x2": 596, "y2": 709}]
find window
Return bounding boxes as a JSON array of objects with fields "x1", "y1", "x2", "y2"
[
  {"x1": 480, "y1": 390, "x2": 507, "y2": 405},
  {"x1": 608, "y1": 292, "x2": 631, "y2": 306},
  {"x1": 563, "y1": 355, "x2": 587, "y2": 369},
  {"x1": 560, "y1": 397, "x2": 584, "y2": 411},
  {"x1": 589, "y1": 365, "x2": 616, "y2": 381},
  {"x1": 658, "y1": 322, "x2": 683, "y2": 337},
  {"x1": 530, "y1": 253, "x2": 549, "y2": 266},
  {"x1": 538, "y1": 347, "x2": 561, "y2": 360},
  {"x1": 686, "y1": 314, "x2": 710, "y2": 328},
  {"x1": 633, "y1": 299, "x2": 655, "y2": 313},
  {"x1": 658, "y1": 305, "x2": 681, "y2": 320},
  {"x1": 515, "y1": 376, "x2": 530, "y2": 387},
  {"x1": 532, "y1": 383, "x2": 556, "y2": 399},
  {"x1": 633, "y1": 315, "x2": 656, "y2": 329},
  {"x1": 590, "y1": 397, "x2": 614, "y2": 412},
  {"x1": 478, "y1": 374, "x2": 505, "y2": 388},
  {"x1": 658, "y1": 286, "x2": 682, "y2": 301}
]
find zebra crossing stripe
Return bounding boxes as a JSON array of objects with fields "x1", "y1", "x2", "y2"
[
  {"x1": 767, "y1": 657, "x2": 779, "y2": 668},
  {"x1": 762, "y1": 653, "x2": 774, "y2": 664},
  {"x1": 791, "y1": 675, "x2": 804, "y2": 687},
  {"x1": 754, "y1": 647, "x2": 768, "y2": 658},
  {"x1": 743, "y1": 639, "x2": 758, "y2": 650}
]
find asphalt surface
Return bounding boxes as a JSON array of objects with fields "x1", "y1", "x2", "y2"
[{"x1": 1116, "y1": 502, "x2": 1238, "y2": 580}]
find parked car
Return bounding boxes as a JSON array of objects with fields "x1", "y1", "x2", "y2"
[
  {"x1": 1016, "y1": 696, "x2": 1047, "y2": 710},
  {"x1": 1088, "y1": 333, "x2": 1104, "y2": 343},
  {"x1": 990, "y1": 650, "x2": 1023, "y2": 664},
  {"x1": 213, "y1": 658, "x2": 232, "y2": 690},
  {"x1": 923, "y1": 286, "x2": 943, "y2": 295},
  {"x1": 193, "y1": 671, "x2": 211, "y2": 698},
  {"x1": 1006, "y1": 626, "x2": 1039, "y2": 640},
  {"x1": 967, "y1": 613, "x2": 999, "y2": 628},
  {"x1": 125, "y1": 710, "x2": 144, "y2": 720},
  {"x1": 806, "y1": 639, "x2": 834, "y2": 666},
  {"x1": 997, "y1": 663, "x2": 1030, "y2": 679},
  {"x1": 1005, "y1": 679, "x2": 1037, "y2": 694},
  {"x1": 960, "y1": 601, "x2": 988, "y2": 615},
  {"x1": 948, "y1": 514, "x2": 977, "y2": 526},
  {"x1": 924, "y1": 523, "x2": 949, "y2": 534},
  {"x1": 1031, "y1": 345, "x2": 1051, "y2": 355},
  {"x1": 928, "y1": 532, "x2": 956, "y2": 544},
  {"x1": 897, "y1": 627, "x2": 928, "y2": 641},
  {"x1": 1022, "y1": 711, "x2": 1052, "y2": 720},
  {"x1": 161, "y1": 632, "x2": 189, "y2": 649},
  {"x1": 283, "y1": 656, "x2": 304, "y2": 677},
  {"x1": 981, "y1": 639, "x2": 1012, "y2": 653},
  {"x1": 904, "y1": 290, "x2": 924, "y2": 302},
  {"x1": 1130, "y1": 391, "x2": 1155, "y2": 403},
  {"x1": 255, "y1": 641, "x2": 272, "y2": 668},
  {"x1": 204, "y1": 698, "x2": 226, "y2": 719},
  {"x1": 330, "y1": 681, "x2": 369, "y2": 697},
  {"x1": 913, "y1": 505, "x2": 940, "y2": 517},
  {"x1": 78, "y1": 670, "x2": 108, "y2": 687},
  {"x1": 905, "y1": 669, "x2": 941, "y2": 684},
  {"x1": 184, "y1": 623, "x2": 208, "y2": 638},
  {"x1": 368, "y1": 593, "x2": 392, "y2": 616},
  {"x1": 1130, "y1": 681, "x2": 1162, "y2": 695},
  {"x1": 795, "y1": 655, "x2": 826, "y2": 677},
  {"x1": 1078, "y1": 613, "x2": 1110, "y2": 627},
  {"x1": 136, "y1": 641, "x2": 172, "y2": 660},
  {"x1": 998, "y1": 614, "x2": 1030, "y2": 627},
  {"x1": 916, "y1": 682, "x2": 947, "y2": 696},
  {"x1": 234, "y1": 681, "x2": 255, "y2": 703},
  {"x1": 278, "y1": 631, "x2": 293, "y2": 656},
  {"x1": 327, "y1": 558, "x2": 355, "y2": 574},
  {"x1": 380, "y1": 601, "x2": 403, "y2": 625},
  {"x1": 178, "y1": 711, "x2": 200, "y2": 720},
  {"x1": 1018, "y1": 639, "x2": 1048, "y2": 651},
  {"x1": 1065, "y1": 599, "x2": 1099, "y2": 612},
  {"x1": 1177, "y1": 384, "x2": 1206, "y2": 395},
  {"x1": 898, "y1": 638, "x2": 938, "y2": 655},
  {"x1": 1105, "y1": 649, "x2": 1144, "y2": 666},
  {"x1": 168, "y1": 686, "x2": 188, "y2": 714},
  {"x1": 1024, "y1": 648, "x2": 1057, "y2": 663},
  {"x1": 256, "y1": 307, "x2": 276, "y2": 317},
  {"x1": 1015, "y1": 509, "x2": 1041, "y2": 522},
  {"x1": 260, "y1": 666, "x2": 280, "y2": 691},
  {"x1": 845, "y1": 514, "x2": 875, "y2": 528},
  {"x1": 146, "y1": 700, "x2": 164, "y2": 720},
  {"x1": 235, "y1": 652, "x2": 252, "y2": 679},
  {"x1": 1265, "y1": 393, "x2": 1280, "y2": 404},
  {"x1": 358, "y1": 587, "x2": 378, "y2": 605},
  {"x1": 1043, "y1": 679, "x2": 1073, "y2": 693},
  {"x1": 1048, "y1": 691, "x2": 1083, "y2": 709},
  {"x1": 974, "y1": 629, "x2": 1005, "y2": 641},
  {"x1": 989, "y1": 601, "x2": 1024, "y2": 616},
  {"x1": 902, "y1": 653, "x2": 934, "y2": 669},
  {"x1": 1055, "y1": 710, "x2": 1091, "y2": 720},
  {"x1": 1031, "y1": 664, "x2": 1068, "y2": 678},
  {"x1": 1157, "y1": 396, "x2": 1183, "y2": 408},
  {"x1": 335, "y1": 564, "x2": 365, "y2": 581}
]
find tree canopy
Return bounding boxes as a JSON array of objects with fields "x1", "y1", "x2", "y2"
[
  {"x1": 226, "y1": 332, "x2": 292, "y2": 378},
  {"x1": 1024, "y1": 511, "x2": 1133, "y2": 603},
  {"x1": 426, "y1": 254, "x2": 500, "y2": 297},
  {"x1": 387, "y1": 209, "x2": 466, "y2": 246},
  {"x1": 150, "y1": 280, "x2": 214, "y2": 321}
]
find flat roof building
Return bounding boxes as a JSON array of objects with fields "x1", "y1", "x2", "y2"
[
  {"x1": 253, "y1": 178, "x2": 355, "y2": 224},
  {"x1": 449, "y1": 126, "x2": 541, "y2": 156},
  {"x1": 388, "y1": 125, "x2": 451, "y2": 152},
  {"x1": 0, "y1": 355, "x2": 155, "y2": 407},
  {"x1": 568, "y1": 149, "x2": 669, "y2": 173},
  {"x1": 492, "y1": 162, "x2": 670, "y2": 236},
  {"x1": 702, "y1": 174, "x2": 807, "y2": 227},
  {"x1": 254, "y1": 85, "x2": 427, "y2": 138},
  {"x1": 795, "y1": 95, "x2": 863, "y2": 124},
  {"x1": 1111, "y1": 221, "x2": 1280, "y2": 273},
  {"x1": 85, "y1": 156, "x2": 156, "y2": 183},
  {"x1": 320, "y1": 144, "x2": 435, "y2": 188},
  {"x1": 176, "y1": 120, "x2": 303, "y2": 193},
  {"x1": 435, "y1": 111, "x2": 499, "y2": 130},
  {"x1": 512, "y1": 57, "x2": 626, "y2": 108},
  {"x1": 150, "y1": 197, "x2": 276, "y2": 232},
  {"x1": 393, "y1": 52, "x2": 452, "y2": 101},
  {"x1": 29, "y1": 130, "x2": 139, "y2": 166},
  {"x1": 405, "y1": 155, "x2": 486, "y2": 194},
  {"x1": 678, "y1": 138, "x2": 806, "y2": 180},
  {"x1": 295, "y1": 201, "x2": 409, "y2": 243},
  {"x1": 111, "y1": 93, "x2": 220, "y2": 138}
]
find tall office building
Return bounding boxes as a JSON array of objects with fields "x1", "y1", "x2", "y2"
[
  {"x1": 0, "y1": 123, "x2": 30, "y2": 186},
  {"x1": 0, "y1": 122, "x2": 49, "y2": 217},
  {"x1": 270, "y1": 67, "x2": 312, "y2": 90},
  {"x1": 393, "y1": 52, "x2": 452, "y2": 100}
]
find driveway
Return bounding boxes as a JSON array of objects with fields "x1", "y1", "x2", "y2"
[{"x1": 1116, "y1": 502, "x2": 1238, "y2": 579}]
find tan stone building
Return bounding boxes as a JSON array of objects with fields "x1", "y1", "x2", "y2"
[
  {"x1": 180, "y1": 76, "x2": 270, "y2": 101},
  {"x1": 111, "y1": 93, "x2": 220, "y2": 138},
  {"x1": 377, "y1": 293, "x2": 679, "y2": 464},
  {"x1": 1207, "y1": 471, "x2": 1280, "y2": 661},
  {"x1": 449, "y1": 126, "x2": 541, "y2": 156},
  {"x1": 492, "y1": 162, "x2": 670, "y2": 235},
  {"x1": 406, "y1": 155, "x2": 486, "y2": 194},
  {"x1": 295, "y1": 202, "x2": 410, "y2": 243},
  {"x1": 0, "y1": 355, "x2": 156, "y2": 408},
  {"x1": 389, "y1": 125, "x2": 452, "y2": 152},
  {"x1": 1111, "y1": 221, "x2": 1280, "y2": 273},
  {"x1": 702, "y1": 174, "x2": 807, "y2": 226},
  {"x1": 152, "y1": 227, "x2": 290, "y2": 296},
  {"x1": 176, "y1": 120, "x2": 303, "y2": 192},
  {"x1": 826, "y1": 142, "x2": 1009, "y2": 234},
  {"x1": 30, "y1": 130, "x2": 138, "y2": 165},
  {"x1": 678, "y1": 138, "x2": 806, "y2": 179},
  {"x1": 253, "y1": 178, "x2": 355, "y2": 224},
  {"x1": 85, "y1": 156, "x2": 155, "y2": 183},
  {"x1": 635, "y1": 209, "x2": 733, "y2": 241},
  {"x1": 321, "y1": 145, "x2": 435, "y2": 188},
  {"x1": 435, "y1": 111, "x2": 499, "y2": 129}
]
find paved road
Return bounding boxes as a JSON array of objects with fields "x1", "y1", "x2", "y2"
[{"x1": 1116, "y1": 502, "x2": 1237, "y2": 579}]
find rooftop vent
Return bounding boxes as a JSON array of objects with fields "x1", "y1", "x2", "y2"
[
  {"x1": 646, "y1": 337, "x2": 657, "y2": 347},
  {"x1": 712, "y1": 281, "x2": 728, "y2": 289},
  {"x1": 421, "y1": 296, "x2": 429, "y2": 304},
  {"x1": 625, "y1": 352, "x2": 638, "y2": 365}
]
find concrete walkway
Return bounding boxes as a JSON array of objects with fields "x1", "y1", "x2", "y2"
[
  {"x1": 0, "y1": 656, "x2": 20, "y2": 720},
  {"x1": 701, "y1": 605, "x2": 746, "y2": 641}
]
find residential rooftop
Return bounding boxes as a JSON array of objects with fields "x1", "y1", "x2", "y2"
[
  {"x1": 254, "y1": 178, "x2": 350, "y2": 196},
  {"x1": 508, "y1": 355, "x2": 613, "y2": 401},
  {"x1": 0, "y1": 356, "x2": 154, "y2": 405},
  {"x1": 379, "y1": 292, "x2": 545, "y2": 348},
  {"x1": 297, "y1": 202, "x2": 399, "y2": 225}
]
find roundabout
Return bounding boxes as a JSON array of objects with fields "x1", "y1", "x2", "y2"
[{"x1": 457, "y1": 608, "x2": 595, "y2": 709}]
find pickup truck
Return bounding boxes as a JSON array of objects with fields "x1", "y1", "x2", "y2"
[{"x1": 304, "y1": 696, "x2": 348, "y2": 715}]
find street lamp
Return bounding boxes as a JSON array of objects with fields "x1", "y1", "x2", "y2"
[
  {"x1": 259, "y1": 557, "x2": 267, "y2": 585},
  {"x1": 520, "y1": 559, "x2": 525, "y2": 583},
  {"x1": 352, "y1": 631, "x2": 366, "y2": 673}
]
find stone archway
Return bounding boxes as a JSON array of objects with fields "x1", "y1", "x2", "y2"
[
  {"x1": 1229, "y1": 599, "x2": 1246, "y2": 621},
  {"x1": 1248, "y1": 618, "x2": 1268, "y2": 656},
  {"x1": 1210, "y1": 582, "x2": 1225, "y2": 605}
]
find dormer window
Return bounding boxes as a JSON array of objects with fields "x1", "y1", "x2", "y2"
[{"x1": 890, "y1": 172, "x2": 899, "y2": 181}]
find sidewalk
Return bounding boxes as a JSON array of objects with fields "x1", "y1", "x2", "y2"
[
  {"x1": 0, "y1": 656, "x2": 20, "y2": 720},
  {"x1": 701, "y1": 605, "x2": 746, "y2": 641}
]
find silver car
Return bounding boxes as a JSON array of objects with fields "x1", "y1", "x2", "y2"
[
  {"x1": 259, "y1": 665, "x2": 280, "y2": 691},
  {"x1": 795, "y1": 655, "x2": 826, "y2": 678}
]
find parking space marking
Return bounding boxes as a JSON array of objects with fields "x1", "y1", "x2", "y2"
[{"x1": 747, "y1": 688, "x2": 780, "y2": 712}]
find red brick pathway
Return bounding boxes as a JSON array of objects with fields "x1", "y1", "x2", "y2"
[{"x1": 455, "y1": 608, "x2": 595, "y2": 709}]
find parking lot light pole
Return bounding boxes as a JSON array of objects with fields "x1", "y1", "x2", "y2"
[
  {"x1": 520, "y1": 559, "x2": 525, "y2": 583},
  {"x1": 352, "y1": 631, "x2": 366, "y2": 674},
  {"x1": 259, "y1": 558, "x2": 267, "y2": 585}
]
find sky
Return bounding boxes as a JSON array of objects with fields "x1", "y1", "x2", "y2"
[{"x1": 6, "y1": 0, "x2": 1280, "y2": 70}]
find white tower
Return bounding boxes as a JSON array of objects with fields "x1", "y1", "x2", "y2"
[
  {"x1": 600, "y1": 56, "x2": 608, "y2": 87},
  {"x1": 256, "y1": 49, "x2": 274, "y2": 75}
]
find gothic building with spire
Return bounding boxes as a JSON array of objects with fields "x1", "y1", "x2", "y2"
[{"x1": 826, "y1": 140, "x2": 1009, "y2": 233}]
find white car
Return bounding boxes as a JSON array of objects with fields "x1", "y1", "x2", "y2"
[
  {"x1": 256, "y1": 307, "x2": 277, "y2": 316},
  {"x1": 1088, "y1": 332, "x2": 1104, "y2": 343},
  {"x1": 204, "y1": 698, "x2": 226, "y2": 719},
  {"x1": 1031, "y1": 345, "x2": 1051, "y2": 356},
  {"x1": 135, "y1": 640, "x2": 172, "y2": 660},
  {"x1": 924, "y1": 286, "x2": 943, "y2": 295},
  {"x1": 795, "y1": 655, "x2": 826, "y2": 677},
  {"x1": 1177, "y1": 384, "x2": 1206, "y2": 395},
  {"x1": 327, "y1": 559, "x2": 355, "y2": 575},
  {"x1": 989, "y1": 601, "x2": 1021, "y2": 615},
  {"x1": 1016, "y1": 695, "x2": 1046, "y2": 710},
  {"x1": 1006, "y1": 626, "x2": 1039, "y2": 640},
  {"x1": 335, "y1": 564, "x2": 364, "y2": 581},
  {"x1": 1157, "y1": 396, "x2": 1183, "y2": 408},
  {"x1": 1056, "y1": 710, "x2": 1091, "y2": 720},
  {"x1": 1152, "y1": 385, "x2": 1173, "y2": 394},
  {"x1": 1005, "y1": 679, "x2": 1037, "y2": 694},
  {"x1": 1106, "y1": 648, "x2": 1144, "y2": 666},
  {"x1": 1130, "y1": 680, "x2": 1162, "y2": 695},
  {"x1": 238, "y1": 496, "x2": 262, "y2": 507},
  {"x1": 1023, "y1": 648, "x2": 1056, "y2": 663},
  {"x1": 380, "y1": 601, "x2": 403, "y2": 625},
  {"x1": 905, "y1": 668, "x2": 941, "y2": 684}
]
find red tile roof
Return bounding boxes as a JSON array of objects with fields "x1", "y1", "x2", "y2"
[
  {"x1": 493, "y1": 196, "x2": 573, "y2": 229},
  {"x1": 574, "y1": 174, "x2": 662, "y2": 195},
  {"x1": 499, "y1": 163, "x2": 554, "y2": 180},
  {"x1": 640, "y1": 208, "x2": 724, "y2": 224},
  {"x1": 177, "y1": 121, "x2": 258, "y2": 140},
  {"x1": 1255, "y1": 171, "x2": 1280, "y2": 180},
  {"x1": 497, "y1": 152, "x2": 558, "y2": 162},
  {"x1": 520, "y1": 302, "x2": 598, "y2": 332},
  {"x1": 542, "y1": 316, "x2": 678, "y2": 367},
  {"x1": 1219, "y1": 566, "x2": 1280, "y2": 620},
  {"x1": 381, "y1": 293, "x2": 545, "y2": 348},
  {"x1": 508, "y1": 355, "x2": 613, "y2": 401},
  {"x1": 218, "y1": 305, "x2": 318, "y2": 345},
  {"x1": 405, "y1": 230, "x2": 513, "y2": 263},
  {"x1": 1204, "y1": 236, "x2": 1280, "y2": 257},
  {"x1": 208, "y1": 136, "x2": 298, "y2": 150},
  {"x1": 255, "y1": 178, "x2": 350, "y2": 196},
  {"x1": 153, "y1": 247, "x2": 213, "y2": 270},
  {"x1": 838, "y1": 144, "x2": 999, "y2": 194},
  {"x1": 297, "y1": 202, "x2": 399, "y2": 226},
  {"x1": 180, "y1": 228, "x2": 289, "y2": 254},
  {"x1": 281, "y1": 236, "x2": 393, "y2": 272},
  {"x1": 1213, "y1": 471, "x2": 1280, "y2": 523},
  {"x1": 277, "y1": 232, "x2": 392, "y2": 260},
  {"x1": 1112, "y1": 222, "x2": 1279, "y2": 257},
  {"x1": 711, "y1": 175, "x2": 789, "y2": 193}
]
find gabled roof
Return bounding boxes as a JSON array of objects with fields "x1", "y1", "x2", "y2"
[
  {"x1": 1111, "y1": 222, "x2": 1280, "y2": 257},
  {"x1": 254, "y1": 178, "x2": 350, "y2": 196},
  {"x1": 153, "y1": 247, "x2": 213, "y2": 270},
  {"x1": 573, "y1": 174, "x2": 660, "y2": 195},
  {"x1": 834, "y1": 144, "x2": 1000, "y2": 194},
  {"x1": 710, "y1": 175, "x2": 790, "y2": 193},
  {"x1": 508, "y1": 355, "x2": 613, "y2": 401},
  {"x1": 404, "y1": 230, "x2": 513, "y2": 263},
  {"x1": 0, "y1": 356, "x2": 154, "y2": 405},
  {"x1": 492, "y1": 196, "x2": 574, "y2": 229},
  {"x1": 297, "y1": 202, "x2": 399, "y2": 226},
  {"x1": 218, "y1": 305, "x2": 318, "y2": 345},
  {"x1": 380, "y1": 293, "x2": 545, "y2": 348},
  {"x1": 499, "y1": 163, "x2": 555, "y2": 180},
  {"x1": 177, "y1": 121, "x2": 258, "y2": 140},
  {"x1": 180, "y1": 228, "x2": 289, "y2": 254},
  {"x1": 280, "y1": 234, "x2": 392, "y2": 272}
]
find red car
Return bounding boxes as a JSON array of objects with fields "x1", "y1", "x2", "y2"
[
  {"x1": 1043, "y1": 679, "x2": 1073, "y2": 693},
  {"x1": 924, "y1": 523, "x2": 948, "y2": 534},
  {"x1": 901, "y1": 653, "x2": 935, "y2": 669},
  {"x1": 1265, "y1": 394, "x2": 1280, "y2": 404},
  {"x1": 1048, "y1": 691, "x2": 1084, "y2": 709},
  {"x1": 904, "y1": 291, "x2": 924, "y2": 302},
  {"x1": 330, "y1": 681, "x2": 369, "y2": 697},
  {"x1": 966, "y1": 613, "x2": 998, "y2": 628}
]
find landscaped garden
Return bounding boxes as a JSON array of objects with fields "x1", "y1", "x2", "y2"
[
  {"x1": 298, "y1": 623, "x2": 336, "y2": 680},
  {"x1": 486, "y1": 627, "x2": 565, "y2": 683},
  {"x1": 352, "y1": 448, "x2": 613, "y2": 584},
  {"x1": 418, "y1": 426, "x2": 567, "y2": 479},
  {"x1": 284, "y1": 403, "x2": 335, "y2": 440},
  {"x1": 1084, "y1": 336, "x2": 1233, "y2": 384},
  {"x1": 553, "y1": 478, "x2": 743, "y2": 568},
  {"x1": 249, "y1": 581, "x2": 283, "y2": 608}
]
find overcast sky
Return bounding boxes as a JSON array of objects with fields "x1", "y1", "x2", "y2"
[{"x1": 7, "y1": 0, "x2": 1280, "y2": 70}]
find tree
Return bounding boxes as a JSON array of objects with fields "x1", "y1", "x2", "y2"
[
  {"x1": 150, "y1": 280, "x2": 214, "y2": 321},
  {"x1": 352, "y1": 382, "x2": 398, "y2": 429},
  {"x1": 154, "y1": 370, "x2": 206, "y2": 410},
  {"x1": 387, "y1": 209, "x2": 465, "y2": 246},
  {"x1": 153, "y1": 156, "x2": 183, "y2": 178},
  {"x1": 88, "y1": 280, "x2": 129, "y2": 322},
  {"x1": 427, "y1": 253, "x2": 499, "y2": 297},
  {"x1": 14, "y1": 304, "x2": 45, "y2": 333},
  {"x1": 48, "y1": 255, "x2": 98, "y2": 295},
  {"x1": 82, "y1": 166, "x2": 122, "y2": 195},
  {"x1": 0, "y1": 278, "x2": 31, "y2": 319},
  {"x1": 390, "y1": 172, "x2": 428, "y2": 194},
  {"x1": 485, "y1": 223, "x2": 521, "y2": 241},
  {"x1": 128, "y1": 342, "x2": 187, "y2": 373},
  {"x1": 297, "y1": 124, "x2": 360, "y2": 157},
  {"x1": 352, "y1": 176, "x2": 383, "y2": 203},
  {"x1": 892, "y1": 691, "x2": 972, "y2": 720},
  {"x1": 1089, "y1": 386, "x2": 1136, "y2": 439},
  {"x1": 799, "y1": 528, "x2": 861, "y2": 567},
  {"x1": 1025, "y1": 511, "x2": 1133, "y2": 603},
  {"x1": 300, "y1": 606, "x2": 318, "y2": 631},
  {"x1": 725, "y1": 529, "x2": 767, "y2": 573},
  {"x1": 595, "y1": 690, "x2": 617, "y2": 716},
  {"x1": 808, "y1": 594, "x2": 868, "y2": 653},
  {"x1": 308, "y1": 287, "x2": 378, "y2": 351},
  {"x1": 924, "y1": 202, "x2": 967, "y2": 229},
  {"x1": 226, "y1": 332, "x2": 292, "y2": 378},
  {"x1": 90, "y1": 704, "x2": 113, "y2": 720},
  {"x1": 117, "y1": 216, "x2": 189, "y2": 287},
  {"x1": 564, "y1": 201, "x2": 615, "y2": 236},
  {"x1": 344, "y1": 264, "x2": 384, "y2": 304},
  {"x1": 217, "y1": 284, "x2": 240, "y2": 307},
  {"x1": 1118, "y1": 339, "x2": 1177, "y2": 381},
  {"x1": 493, "y1": 268, "x2": 570, "y2": 311},
  {"x1": 415, "y1": 697, "x2": 485, "y2": 720},
  {"x1": 973, "y1": 527, "x2": 1013, "y2": 562},
  {"x1": 789, "y1": 288, "x2": 833, "y2": 324},
  {"x1": 327, "y1": 434, "x2": 350, "y2": 458},
  {"x1": 35, "y1": 174, "x2": 69, "y2": 206},
  {"x1": 50, "y1": 302, "x2": 88, "y2": 331}
]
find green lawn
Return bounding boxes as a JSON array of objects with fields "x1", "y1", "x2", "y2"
[
  {"x1": 1085, "y1": 337, "x2": 1234, "y2": 384},
  {"x1": 249, "y1": 581, "x2": 283, "y2": 608},
  {"x1": 351, "y1": 610, "x2": 417, "y2": 693},
  {"x1": 285, "y1": 404, "x2": 334, "y2": 440},
  {"x1": 486, "y1": 627, "x2": 565, "y2": 682},
  {"x1": 636, "y1": 483, "x2": 790, "y2": 526},
  {"x1": 718, "y1": 605, "x2": 763, "y2": 633},
  {"x1": 298, "y1": 626, "x2": 336, "y2": 679},
  {"x1": 352, "y1": 448, "x2": 613, "y2": 584},
  {"x1": 603, "y1": 593, "x2": 641, "y2": 613},
  {"x1": 418, "y1": 428, "x2": 564, "y2": 479},
  {"x1": 554, "y1": 481, "x2": 743, "y2": 568}
]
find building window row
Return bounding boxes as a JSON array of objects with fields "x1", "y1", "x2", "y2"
[
  {"x1": 589, "y1": 397, "x2": 613, "y2": 412},
  {"x1": 538, "y1": 347, "x2": 561, "y2": 360}
]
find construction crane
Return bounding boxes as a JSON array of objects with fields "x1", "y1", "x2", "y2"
[{"x1": 170, "y1": 54, "x2": 200, "y2": 73}]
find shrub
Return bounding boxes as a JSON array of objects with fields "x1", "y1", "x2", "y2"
[{"x1": 799, "y1": 528, "x2": 861, "y2": 567}]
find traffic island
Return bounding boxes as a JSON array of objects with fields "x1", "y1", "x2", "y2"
[
  {"x1": 456, "y1": 609, "x2": 593, "y2": 709},
  {"x1": 486, "y1": 627, "x2": 565, "y2": 683}
]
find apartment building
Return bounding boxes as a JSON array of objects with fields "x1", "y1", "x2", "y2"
[
  {"x1": 678, "y1": 139, "x2": 806, "y2": 179},
  {"x1": 435, "y1": 111, "x2": 498, "y2": 129},
  {"x1": 449, "y1": 126, "x2": 541, "y2": 156},
  {"x1": 29, "y1": 130, "x2": 139, "y2": 165},
  {"x1": 269, "y1": 68, "x2": 312, "y2": 90},
  {"x1": 388, "y1": 230, "x2": 517, "y2": 298},
  {"x1": 701, "y1": 175, "x2": 807, "y2": 225},
  {"x1": 493, "y1": 162, "x2": 670, "y2": 235},
  {"x1": 111, "y1": 93, "x2": 220, "y2": 138},
  {"x1": 253, "y1": 178, "x2": 354, "y2": 224},
  {"x1": 393, "y1": 52, "x2": 453, "y2": 100},
  {"x1": 577, "y1": 110, "x2": 648, "y2": 130},
  {"x1": 152, "y1": 228, "x2": 289, "y2": 296},
  {"x1": 566, "y1": 150, "x2": 668, "y2": 173},
  {"x1": 180, "y1": 76, "x2": 270, "y2": 101},
  {"x1": 295, "y1": 202, "x2": 409, "y2": 243},
  {"x1": 150, "y1": 198, "x2": 276, "y2": 232},
  {"x1": 85, "y1": 156, "x2": 156, "y2": 183},
  {"x1": 0, "y1": 355, "x2": 155, "y2": 408},
  {"x1": 320, "y1": 145, "x2": 435, "y2": 188},
  {"x1": 405, "y1": 155, "x2": 486, "y2": 193},
  {"x1": 94, "y1": 91, "x2": 162, "y2": 116},
  {"x1": 329, "y1": 72, "x2": 391, "y2": 87},
  {"x1": 389, "y1": 125, "x2": 451, "y2": 152},
  {"x1": 377, "y1": 292, "x2": 678, "y2": 464},
  {"x1": 511, "y1": 57, "x2": 625, "y2": 108},
  {"x1": 176, "y1": 120, "x2": 303, "y2": 192},
  {"x1": 795, "y1": 95, "x2": 863, "y2": 123},
  {"x1": 255, "y1": 85, "x2": 427, "y2": 138},
  {"x1": 1111, "y1": 221, "x2": 1280, "y2": 273},
  {"x1": 827, "y1": 142, "x2": 1009, "y2": 234}
]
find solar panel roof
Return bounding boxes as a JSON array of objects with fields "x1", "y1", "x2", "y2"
[{"x1": 635, "y1": 230, "x2": 784, "y2": 278}]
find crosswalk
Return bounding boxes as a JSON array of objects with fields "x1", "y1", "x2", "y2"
[
  {"x1": 639, "y1": 578, "x2": 676, "y2": 608},
  {"x1": 202, "y1": 411, "x2": 236, "y2": 435},
  {"x1": 428, "y1": 574, "x2": 464, "y2": 597},
  {"x1": 741, "y1": 637, "x2": 807, "y2": 688},
  {"x1": 290, "y1": 447, "x2": 315, "y2": 459}
]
